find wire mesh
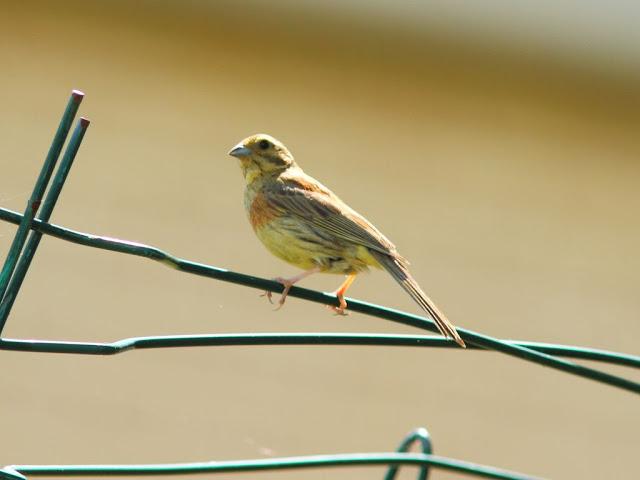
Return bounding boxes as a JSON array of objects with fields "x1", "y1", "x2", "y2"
[{"x1": 1, "y1": 91, "x2": 637, "y2": 479}]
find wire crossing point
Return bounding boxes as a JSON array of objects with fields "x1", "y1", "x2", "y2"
[
  {"x1": 0, "y1": 91, "x2": 83, "y2": 312},
  {"x1": 0, "y1": 117, "x2": 90, "y2": 331}
]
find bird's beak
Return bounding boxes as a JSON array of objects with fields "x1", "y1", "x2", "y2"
[{"x1": 228, "y1": 143, "x2": 252, "y2": 158}]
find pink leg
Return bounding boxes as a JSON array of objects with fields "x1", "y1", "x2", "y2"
[
  {"x1": 262, "y1": 267, "x2": 321, "y2": 309},
  {"x1": 327, "y1": 274, "x2": 357, "y2": 316}
]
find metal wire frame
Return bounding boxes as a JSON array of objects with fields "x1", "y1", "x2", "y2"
[
  {"x1": 0, "y1": 205, "x2": 638, "y2": 393},
  {"x1": 0, "y1": 91, "x2": 637, "y2": 480}
]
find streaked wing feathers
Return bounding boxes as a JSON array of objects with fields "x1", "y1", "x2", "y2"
[{"x1": 263, "y1": 175, "x2": 398, "y2": 257}]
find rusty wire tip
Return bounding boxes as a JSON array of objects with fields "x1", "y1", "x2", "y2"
[
  {"x1": 71, "y1": 89, "x2": 85, "y2": 99},
  {"x1": 79, "y1": 117, "x2": 90, "y2": 127}
]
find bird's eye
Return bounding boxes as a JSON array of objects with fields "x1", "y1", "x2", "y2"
[{"x1": 258, "y1": 139, "x2": 270, "y2": 150}]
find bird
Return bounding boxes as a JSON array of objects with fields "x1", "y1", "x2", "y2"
[{"x1": 228, "y1": 133, "x2": 466, "y2": 348}]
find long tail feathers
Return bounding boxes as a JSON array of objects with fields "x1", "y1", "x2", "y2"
[{"x1": 370, "y1": 251, "x2": 466, "y2": 348}]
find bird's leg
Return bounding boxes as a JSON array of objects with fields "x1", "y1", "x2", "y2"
[
  {"x1": 327, "y1": 274, "x2": 357, "y2": 316},
  {"x1": 262, "y1": 267, "x2": 321, "y2": 309}
]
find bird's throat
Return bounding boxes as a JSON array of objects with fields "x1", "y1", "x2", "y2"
[{"x1": 240, "y1": 161, "x2": 262, "y2": 185}]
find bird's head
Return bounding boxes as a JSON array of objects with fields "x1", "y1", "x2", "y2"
[{"x1": 228, "y1": 134, "x2": 295, "y2": 183}]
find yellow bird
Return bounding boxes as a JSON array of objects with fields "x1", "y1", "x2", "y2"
[{"x1": 229, "y1": 133, "x2": 465, "y2": 348}]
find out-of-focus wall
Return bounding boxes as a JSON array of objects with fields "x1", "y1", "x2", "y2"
[{"x1": 1, "y1": 1, "x2": 638, "y2": 479}]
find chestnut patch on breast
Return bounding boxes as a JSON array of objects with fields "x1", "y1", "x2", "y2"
[{"x1": 249, "y1": 192, "x2": 278, "y2": 230}]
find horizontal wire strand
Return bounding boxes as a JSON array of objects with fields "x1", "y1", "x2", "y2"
[
  {"x1": 0, "y1": 333, "x2": 637, "y2": 369},
  {"x1": 8, "y1": 451, "x2": 540, "y2": 480}
]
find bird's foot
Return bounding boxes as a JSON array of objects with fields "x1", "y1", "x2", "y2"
[
  {"x1": 261, "y1": 277, "x2": 293, "y2": 310},
  {"x1": 326, "y1": 292, "x2": 349, "y2": 316},
  {"x1": 260, "y1": 268, "x2": 322, "y2": 310}
]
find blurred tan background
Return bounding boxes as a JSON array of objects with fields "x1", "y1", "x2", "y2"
[{"x1": 1, "y1": 1, "x2": 639, "y2": 479}]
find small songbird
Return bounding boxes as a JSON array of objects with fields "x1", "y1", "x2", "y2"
[{"x1": 228, "y1": 134, "x2": 465, "y2": 347}]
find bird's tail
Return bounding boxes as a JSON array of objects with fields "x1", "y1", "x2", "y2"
[{"x1": 370, "y1": 251, "x2": 466, "y2": 348}]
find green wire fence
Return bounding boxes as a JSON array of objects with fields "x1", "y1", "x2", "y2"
[{"x1": 0, "y1": 91, "x2": 638, "y2": 480}]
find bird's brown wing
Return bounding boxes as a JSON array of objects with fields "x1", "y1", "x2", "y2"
[{"x1": 264, "y1": 174, "x2": 400, "y2": 258}]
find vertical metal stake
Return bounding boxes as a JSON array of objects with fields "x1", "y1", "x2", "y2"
[
  {"x1": 0, "y1": 118, "x2": 90, "y2": 333},
  {"x1": 0, "y1": 91, "x2": 83, "y2": 303}
]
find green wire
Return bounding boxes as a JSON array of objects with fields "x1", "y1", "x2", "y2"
[
  {"x1": 0, "y1": 333, "x2": 637, "y2": 369},
  {"x1": 0, "y1": 468, "x2": 26, "y2": 480},
  {"x1": 8, "y1": 451, "x2": 540, "y2": 480},
  {"x1": 385, "y1": 428, "x2": 433, "y2": 480},
  {"x1": 0, "y1": 207, "x2": 637, "y2": 394}
]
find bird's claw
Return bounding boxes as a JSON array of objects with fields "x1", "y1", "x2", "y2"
[
  {"x1": 326, "y1": 305, "x2": 350, "y2": 316},
  {"x1": 261, "y1": 277, "x2": 292, "y2": 310},
  {"x1": 260, "y1": 290, "x2": 274, "y2": 304}
]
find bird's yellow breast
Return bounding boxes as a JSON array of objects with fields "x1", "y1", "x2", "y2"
[
  {"x1": 245, "y1": 188, "x2": 316, "y2": 270},
  {"x1": 254, "y1": 220, "x2": 321, "y2": 271}
]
